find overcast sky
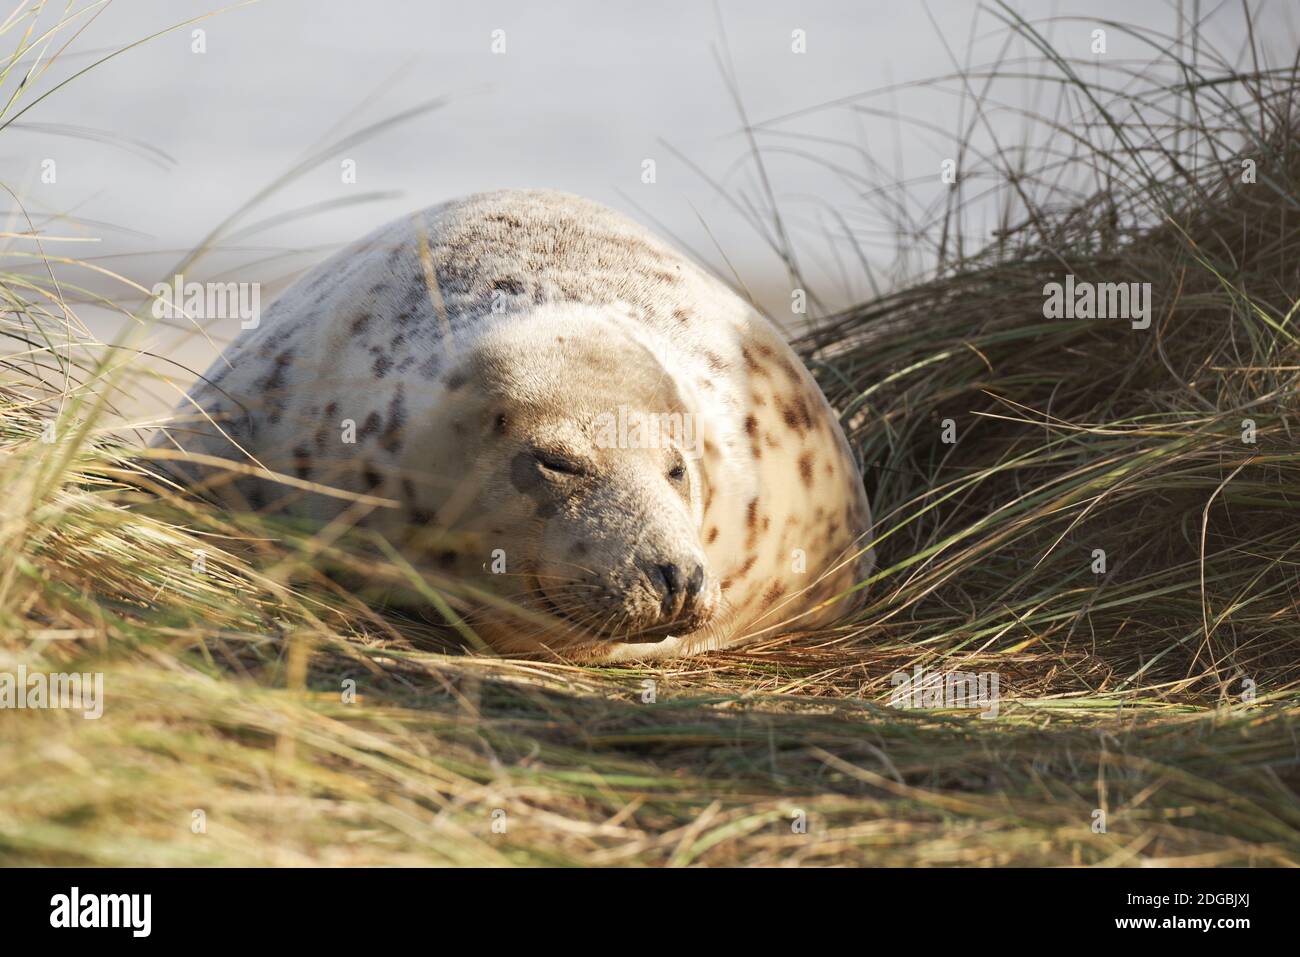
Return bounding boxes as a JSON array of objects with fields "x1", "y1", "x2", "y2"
[{"x1": 5, "y1": 0, "x2": 1295, "y2": 412}]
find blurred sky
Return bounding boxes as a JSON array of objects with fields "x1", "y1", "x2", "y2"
[{"x1": 4, "y1": 0, "x2": 1296, "y2": 413}]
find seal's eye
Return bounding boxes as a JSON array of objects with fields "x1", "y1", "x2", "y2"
[
  {"x1": 667, "y1": 462, "x2": 686, "y2": 482},
  {"x1": 534, "y1": 449, "x2": 587, "y2": 477}
]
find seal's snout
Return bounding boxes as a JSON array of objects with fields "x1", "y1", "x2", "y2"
[{"x1": 646, "y1": 559, "x2": 707, "y2": 621}]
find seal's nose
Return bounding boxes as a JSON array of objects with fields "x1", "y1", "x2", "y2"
[{"x1": 651, "y1": 561, "x2": 705, "y2": 619}]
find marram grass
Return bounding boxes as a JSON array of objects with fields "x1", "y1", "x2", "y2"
[{"x1": 1, "y1": 5, "x2": 1299, "y2": 866}]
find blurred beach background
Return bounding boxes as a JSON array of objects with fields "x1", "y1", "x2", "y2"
[{"x1": 6, "y1": 0, "x2": 1297, "y2": 418}]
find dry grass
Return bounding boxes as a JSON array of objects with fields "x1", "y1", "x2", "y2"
[{"x1": 1, "y1": 3, "x2": 1298, "y2": 866}]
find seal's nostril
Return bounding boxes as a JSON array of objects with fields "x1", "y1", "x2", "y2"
[
  {"x1": 685, "y1": 564, "x2": 704, "y2": 603},
  {"x1": 657, "y1": 563, "x2": 683, "y2": 601},
  {"x1": 649, "y1": 562, "x2": 687, "y2": 619},
  {"x1": 651, "y1": 562, "x2": 704, "y2": 619}
]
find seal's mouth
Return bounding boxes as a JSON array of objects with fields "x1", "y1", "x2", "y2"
[{"x1": 529, "y1": 574, "x2": 673, "y2": 644}]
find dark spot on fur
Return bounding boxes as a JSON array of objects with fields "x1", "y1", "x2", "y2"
[
  {"x1": 493, "y1": 277, "x2": 526, "y2": 296},
  {"x1": 570, "y1": 541, "x2": 589, "y2": 557},
  {"x1": 259, "y1": 350, "x2": 295, "y2": 424},
  {"x1": 761, "y1": 582, "x2": 786, "y2": 608},
  {"x1": 360, "y1": 411, "x2": 382, "y2": 438},
  {"x1": 798, "y1": 451, "x2": 815, "y2": 487},
  {"x1": 292, "y1": 446, "x2": 311, "y2": 480},
  {"x1": 258, "y1": 349, "x2": 293, "y2": 393},
  {"x1": 777, "y1": 394, "x2": 814, "y2": 433},
  {"x1": 508, "y1": 450, "x2": 565, "y2": 518},
  {"x1": 706, "y1": 526, "x2": 719, "y2": 544},
  {"x1": 446, "y1": 371, "x2": 467, "y2": 391},
  {"x1": 363, "y1": 465, "x2": 383, "y2": 490},
  {"x1": 380, "y1": 385, "x2": 406, "y2": 453},
  {"x1": 350, "y1": 314, "x2": 372, "y2": 335},
  {"x1": 373, "y1": 354, "x2": 393, "y2": 378},
  {"x1": 745, "y1": 499, "x2": 760, "y2": 549},
  {"x1": 436, "y1": 550, "x2": 458, "y2": 569},
  {"x1": 508, "y1": 451, "x2": 542, "y2": 492}
]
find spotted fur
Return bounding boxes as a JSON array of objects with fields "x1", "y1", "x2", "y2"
[{"x1": 157, "y1": 190, "x2": 874, "y2": 661}]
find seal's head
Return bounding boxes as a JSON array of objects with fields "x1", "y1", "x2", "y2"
[{"x1": 417, "y1": 307, "x2": 724, "y2": 656}]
